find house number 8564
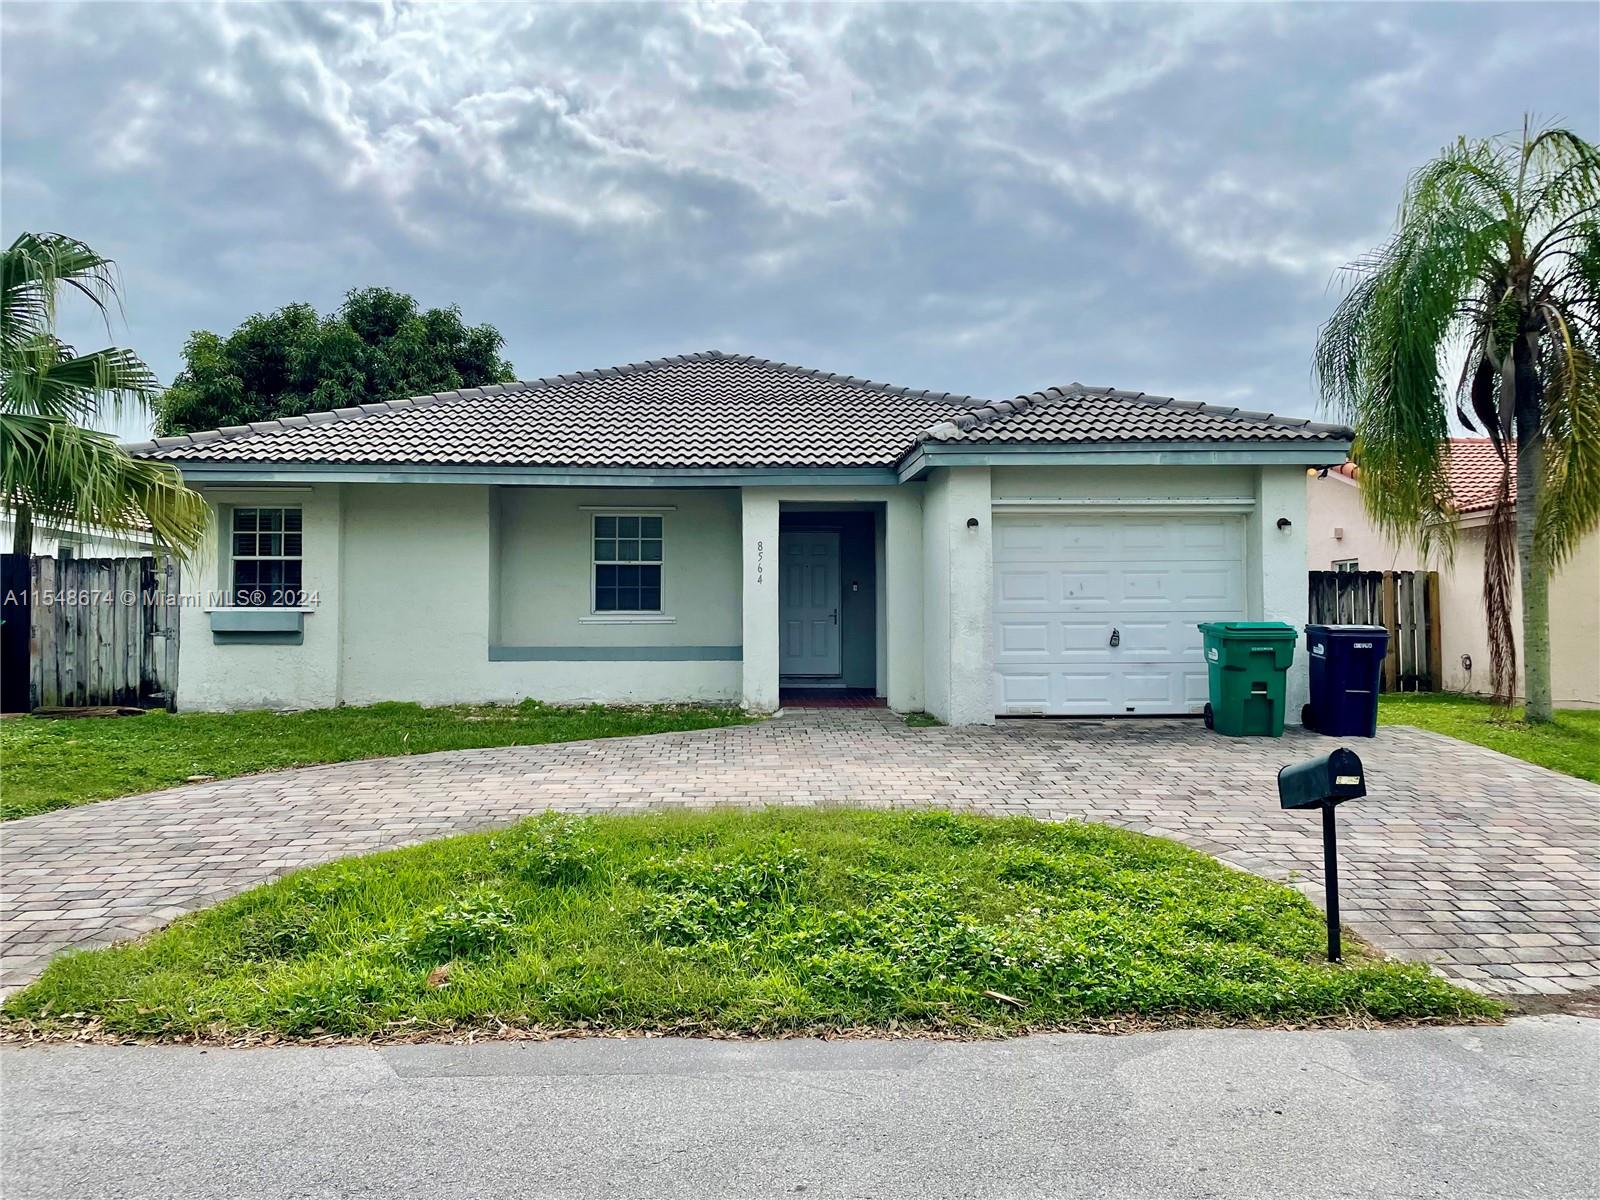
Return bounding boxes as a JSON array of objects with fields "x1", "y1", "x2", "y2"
[{"x1": 756, "y1": 539, "x2": 764, "y2": 583}]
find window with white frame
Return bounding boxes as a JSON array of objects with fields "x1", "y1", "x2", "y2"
[
  {"x1": 231, "y1": 506, "x2": 304, "y2": 606},
  {"x1": 592, "y1": 514, "x2": 662, "y2": 613},
  {"x1": 1333, "y1": 558, "x2": 1361, "y2": 573}
]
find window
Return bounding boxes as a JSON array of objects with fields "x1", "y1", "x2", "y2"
[
  {"x1": 592, "y1": 514, "x2": 662, "y2": 613},
  {"x1": 231, "y1": 507, "x2": 304, "y2": 606},
  {"x1": 1333, "y1": 559, "x2": 1361, "y2": 573}
]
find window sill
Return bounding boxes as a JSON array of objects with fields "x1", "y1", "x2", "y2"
[
  {"x1": 578, "y1": 614, "x2": 677, "y2": 625},
  {"x1": 202, "y1": 606, "x2": 319, "y2": 614}
]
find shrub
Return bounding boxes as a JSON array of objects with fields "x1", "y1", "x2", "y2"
[
  {"x1": 492, "y1": 814, "x2": 600, "y2": 886},
  {"x1": 408, "y1": 892, "x2": 517, "y2": 964}
]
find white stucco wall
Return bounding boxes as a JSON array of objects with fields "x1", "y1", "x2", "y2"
[
  {"x1": 922, "y1": 467, "x2": 994, "y2": 725},
  {"x1": 739, "y1": 490, "x2": 781, "y2": 712},
  {"x1": 883, "y1": 489, "x2": 926, "y2": 712},
  {"x1": 1308, "y1": 471, "x2": 1600, "y2": 705},
  {"x1": 174, "y1": 467, "x2": 1332, "y2": 720},
  {"x1": 178, "y1": 485, "x2": 344, "y2": 711},
  {"x1": 1251, "y1": 465, "x2": 1312, "y2": 717},
  {"x1": 179, "y1": 483, "x2": 741, "y2": 710}
]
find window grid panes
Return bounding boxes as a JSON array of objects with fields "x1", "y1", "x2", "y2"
[
  {"x1": 1333, "y1": 559, "x2": 1361, "y2": 573},
  {"x1": 593, "y1": 514, "x2": 662, "y2": 612},
  {"x1": 232, "y1": 507, "x2": 304, "y2": 606}
]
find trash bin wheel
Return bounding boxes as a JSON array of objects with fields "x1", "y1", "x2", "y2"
[
  {"x1": 1203, "y1": 702, "x2": 1214, "y2": 730},
  {"x1": 1301, "y1": 703, "x2": 1314, "y2": 731}
]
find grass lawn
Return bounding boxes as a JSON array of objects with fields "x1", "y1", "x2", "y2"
[
  {"x1": 2, "y1": 808, "x2": 1497, "y2": 1041},
  {"x1": 0, "y1": 701, "x2": 755, "y2": 821},
  {"x1": 1379, "y1": 693, "x2": 1600, "y2": 783}
]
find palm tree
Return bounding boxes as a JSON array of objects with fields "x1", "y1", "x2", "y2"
[
  {"x1": 1316, "y1": 120, "x2": 1600, "y2": 723},
  {"x1": 1, "y1": 232, "x2": 208, "y2": 558}
]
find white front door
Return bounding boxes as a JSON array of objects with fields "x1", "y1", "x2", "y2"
[
  {"x1": 992, "y1": 513, "x2": 1247, "y2": 715},
  {"x1": 780, "y1": 530, "x2": 841, "y2": 677}
]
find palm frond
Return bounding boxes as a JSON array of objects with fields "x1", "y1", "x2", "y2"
[
  {"x1": 0, "y1": 412, "x2": 210, "y2": 555},
  {"x1": 1, "y1": 232, "x2": 124, "y2": 353},
  {"x1": 1534, "y1": 313, "x2": 1600, "y2": 567},
  {"x1": 1315, "y1": 138, "x2": 1509, "y2": 558}
]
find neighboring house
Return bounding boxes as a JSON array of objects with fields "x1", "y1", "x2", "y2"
[
  {"x1": 1306, "y1": 439, "x2": 1600, "y2": 708},
  {"x1": 0, "y1": 512, "x2": 153, "y2": 559},
  {"x1": 126, "y1": 351, "x2": 1351, "y2": 723}
]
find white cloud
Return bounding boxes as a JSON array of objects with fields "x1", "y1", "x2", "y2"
[{"x1": 1, "y1": 0, "x2": 1594, "y2": 432}]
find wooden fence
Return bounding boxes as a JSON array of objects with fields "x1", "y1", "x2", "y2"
[
  {"x1": 1307, "y1": 569, "x2": 1441, "y2": 692},
  {"x1": 0, "y1": 554, "x2": 180, "y2": 711}
]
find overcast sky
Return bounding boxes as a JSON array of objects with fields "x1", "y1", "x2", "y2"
[{"x1": 3, "y1": 2, "x2": 1596, "y2": 440}]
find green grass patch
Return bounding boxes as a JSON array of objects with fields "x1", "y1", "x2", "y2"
[
  {"x1": 1379, "y1": 693, "x2": 1599, "y2": 783},
  {"x1": 902, "y1": 712, "x2": 944, "y2": 728},
  {"x1": 0, "y1": 701, "x2": 755, "y2": 821},
  {"x1": 2, "y1": 808, "x2": 1498, "y2": 1040}
]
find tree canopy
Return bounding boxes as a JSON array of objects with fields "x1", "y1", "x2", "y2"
[{"x1": 154, "y1": 287, "x2": 516, "y2": 435}]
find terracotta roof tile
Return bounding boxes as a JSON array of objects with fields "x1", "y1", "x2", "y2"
[{"x1": 1332, "y1": 439, "x2": 1514, "y2": 513}]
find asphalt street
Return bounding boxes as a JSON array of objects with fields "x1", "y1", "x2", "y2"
[{"x1": 2, "y1": 1017, "x2": 1595, "y2": 1200}]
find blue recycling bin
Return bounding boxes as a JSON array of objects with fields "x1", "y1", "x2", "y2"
[{"x1": 1302, "y1": 624, "x2": 1389, "y2": 737}]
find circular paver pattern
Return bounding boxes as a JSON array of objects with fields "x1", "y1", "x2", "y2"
[{"x1": 2, "y1": 709, "x2": 1595, "y2": 996}]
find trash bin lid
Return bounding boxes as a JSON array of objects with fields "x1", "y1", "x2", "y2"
[
  {"x1": 1198, "y1": 621, "x2": 1298, "y2": 638},
  {"x1": 1304, "y1": 624, "x2": 1389, "y2": 636}
]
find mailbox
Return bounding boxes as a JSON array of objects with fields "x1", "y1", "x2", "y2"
[
  {"x1": 1275, "y1": 747, "x2": 1367, "y2": 962},
  {"x1": 1277, "y1": 748, "x2": 1365, "y2": 810}
]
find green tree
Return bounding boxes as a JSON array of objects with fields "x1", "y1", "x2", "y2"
[
  {"x1": 154, "y1": 286, "x2": 515, "y2": 434},
  {"x1": 1, "y1": 232, "x2": 207, "y2": 557},
  {"x1": 1316, "y1": 120, "x2": 1600, "y2": 722}
]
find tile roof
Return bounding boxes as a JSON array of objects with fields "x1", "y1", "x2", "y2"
[
  {"x1": 924, "y1": 384, "x2": 1352, "y2": 444},
  {"x1": 131, "y1": 352, "x2": 974, "y2": 469},
  {"x1": 1330, "y1": 439, "x2": 1514, "y2": 513},
  {"x1": 128, "y1": 352, "x2": 1353, "y2": 470}
]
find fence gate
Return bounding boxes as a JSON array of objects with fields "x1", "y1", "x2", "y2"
[
  {"x1": 1307, "y1": 569, "x2": 1441, "y2": 692},
  {"x1": 10, "y1": 554, "x2": 181, "y2": 711}
]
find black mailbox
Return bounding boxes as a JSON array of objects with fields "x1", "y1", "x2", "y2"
[
  {"x1": 1276, "y1": 747, "x2": 1367, "y2": 963},
  {"x1": 1277, "y1": 748, "x2": 1366, "y2": 810}
]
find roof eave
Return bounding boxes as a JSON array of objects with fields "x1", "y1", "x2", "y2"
[
  {"x1": 169, "y1": 460, "x2": 905, "y2": 489},
  {"x1": 897, "y1": 438, "x2": 1355, "y2": 482}
]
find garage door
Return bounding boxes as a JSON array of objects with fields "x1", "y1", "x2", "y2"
[{"x1": 992, "y1": 513, "x2": 1247, "y2": 716}]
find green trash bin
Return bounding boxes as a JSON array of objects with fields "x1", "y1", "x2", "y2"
[{"x1": 1197, "y1": 621, "x2": 1298, "y2": 737}]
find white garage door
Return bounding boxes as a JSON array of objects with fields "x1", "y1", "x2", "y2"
[{"x1": 992, "y1": 513, "x2": 1247, "y2": 716}]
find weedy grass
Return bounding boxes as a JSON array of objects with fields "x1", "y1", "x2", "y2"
[
  {"x1": 2, "y1": 808, "x2": 1499, "y2": 1040},
  {"x1": 1379, "y1": 693, "x2": 1599, "y2": 783},
  {"x1": 0, "y1": 700, "x2": 756, "y2": 820}
]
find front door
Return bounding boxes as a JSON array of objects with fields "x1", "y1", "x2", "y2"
[{"x1": 779, "y1": 530, "x2": 841, "y2": 677}]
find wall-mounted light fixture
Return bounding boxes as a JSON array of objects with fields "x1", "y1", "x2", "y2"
[
  {"x1": 966, "y1": 517, "x2": 980, "y2": 530},
  {"x1": 1276, "y1": 517, "x2": 1293, "y2": 530}
]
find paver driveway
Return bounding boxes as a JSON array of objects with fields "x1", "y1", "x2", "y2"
[{"x1": 2, "y1": 710, "x2": 1595, "y2": 996}]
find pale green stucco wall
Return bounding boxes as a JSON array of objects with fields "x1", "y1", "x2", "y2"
[{"x1": 495, "y1": 487, "x2": 741, "y2": 649}]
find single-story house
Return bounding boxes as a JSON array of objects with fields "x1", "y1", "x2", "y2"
[
  {"x1": 128, "y1": 351, "x2": 1352, "y2": 723},
  {"x1": 1306, "y1": 439, "x2": 1600, "y2": 707}
]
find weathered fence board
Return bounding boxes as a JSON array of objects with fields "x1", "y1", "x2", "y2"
[
  {"x1": 20, "y1": 554, "x2": 180, "y2": 711},
  {"x1": 1308, "y1": 568, "x2": 1438, "y2": 692}
]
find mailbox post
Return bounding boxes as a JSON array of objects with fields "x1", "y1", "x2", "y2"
[{"x1": 1276, "y1": 747, "x2": 1366, "y2": 962}]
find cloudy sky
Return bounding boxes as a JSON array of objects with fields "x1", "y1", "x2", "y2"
[{"x1": 3, "y1": 2, "x2": 1596, "y2": 439}]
